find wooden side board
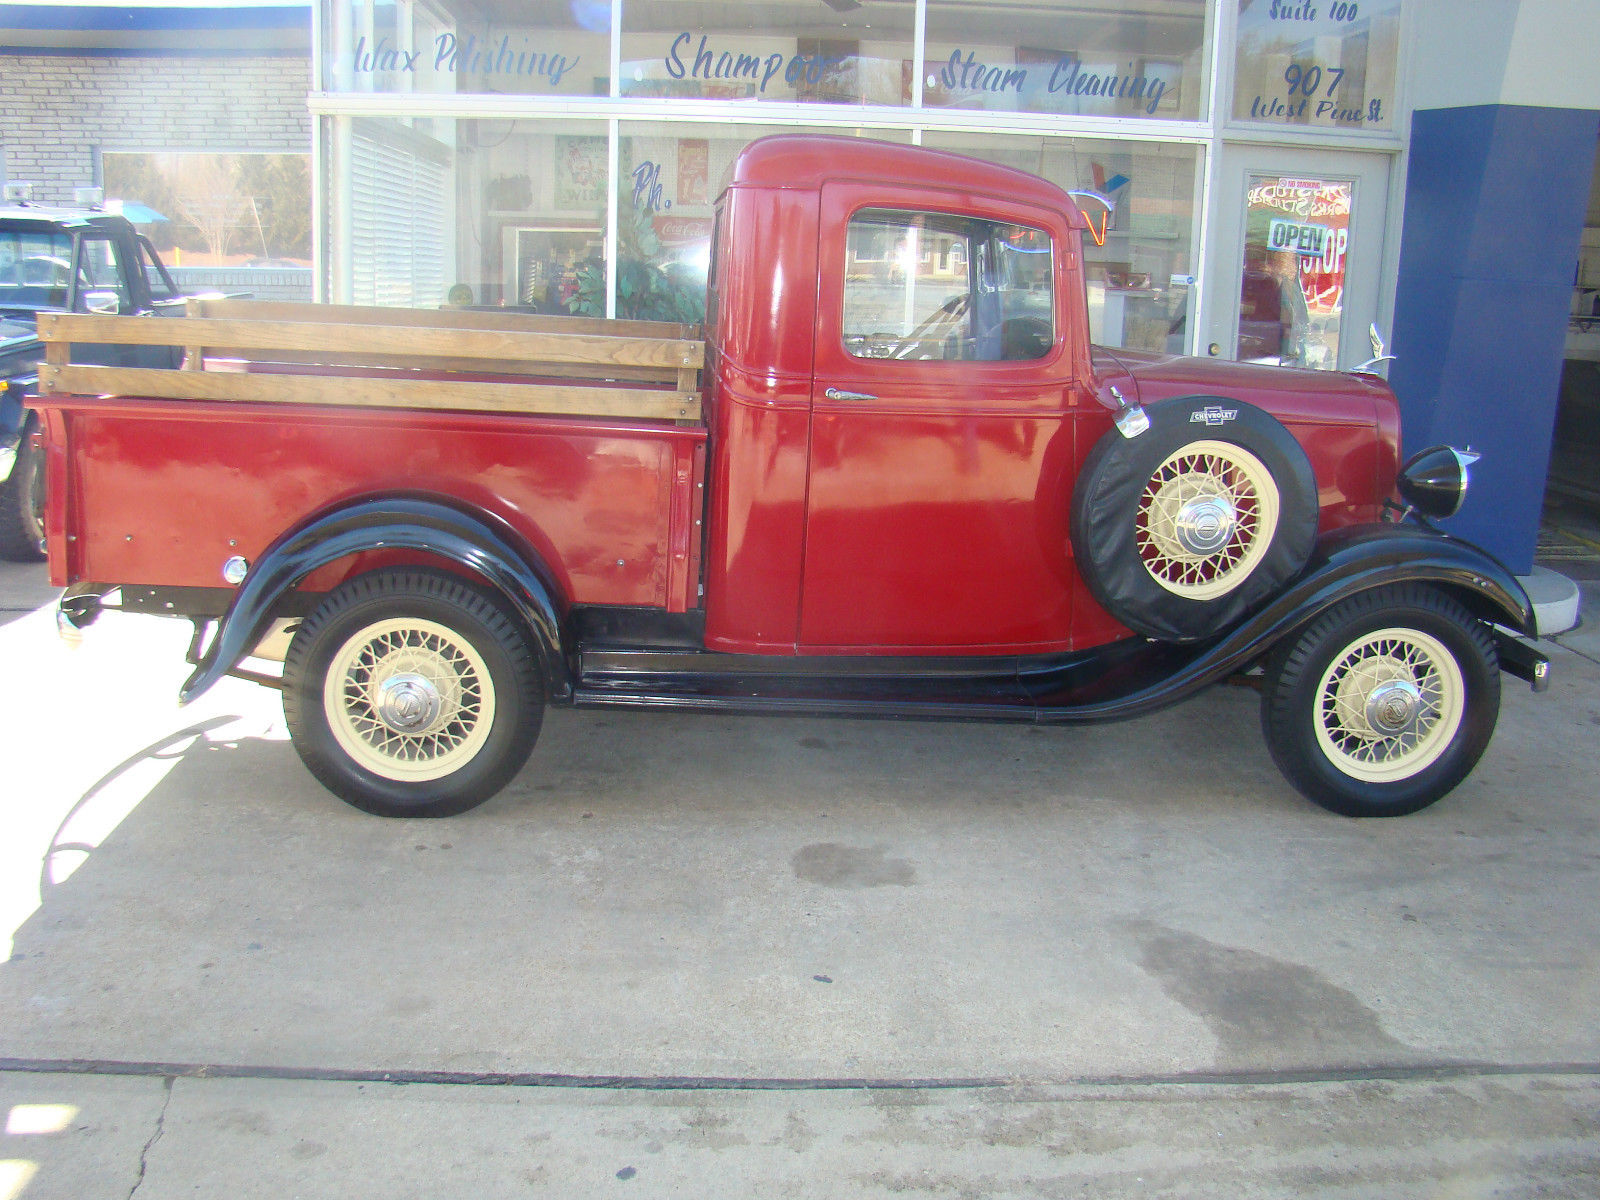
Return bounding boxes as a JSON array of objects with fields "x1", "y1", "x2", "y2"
[
  {"x1": 35, "y1": 303, "x2": 705, "y2": 421},
  {"x1": 186, "y1": 298, "x2": 701, "y2": 342},
  {"x1": 37, "y1": 364, "x2": 699, "y2": 420}
]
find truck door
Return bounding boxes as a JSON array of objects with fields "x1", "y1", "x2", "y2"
[{"x1": 799, "y1": 184, "x2": 1085, "y2": 654}]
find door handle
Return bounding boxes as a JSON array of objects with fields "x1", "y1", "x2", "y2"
[{"x1": 824, "y1": 387, "x2": 877, "y2": 402}]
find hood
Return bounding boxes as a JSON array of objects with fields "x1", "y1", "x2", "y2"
[
  {"x1": 0, "y1": 313, "x2": 41, "y2": 357},
  {"x1": 1095, "y1": 345, "x2": 1394, "y2": 426}
]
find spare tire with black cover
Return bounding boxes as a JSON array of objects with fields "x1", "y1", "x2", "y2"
[{"x1": 1071, "y1": 395, "x2": 1318, "y2": 642}]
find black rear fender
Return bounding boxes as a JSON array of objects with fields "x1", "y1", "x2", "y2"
[{"x1": 180, "y1": 494, "x2": 571, "y2": 705}]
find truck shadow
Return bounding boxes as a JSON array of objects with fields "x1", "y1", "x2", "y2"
[{"x1": 0, "y1": 673, "x2": 1593, "y2": 1085}]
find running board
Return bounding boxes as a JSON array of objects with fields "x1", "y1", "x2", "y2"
[{"x1": 571, "y1": 639, "x2": 1204, "y2": 725}]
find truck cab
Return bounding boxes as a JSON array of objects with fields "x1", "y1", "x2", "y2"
[
  {"x1": 0, "y1": 189, "x2": 186, "y2": 559},
  {"x1": 701, "y1": 138, "x2": 1395, "y2": 657}
]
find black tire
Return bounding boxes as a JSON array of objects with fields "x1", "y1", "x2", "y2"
[
  {"x1": 0, "y1": 417, "x2": 45, "y2": 563},
  {"x1": 1071, "y1": 396, "x2": 1317, "y2": 641},
  {"x1": 282, "y1": 568, "x2": 544, "y2": 817},
  {"x1": 1259, "y1": 585, "x2": 1500, "y2": 818}
]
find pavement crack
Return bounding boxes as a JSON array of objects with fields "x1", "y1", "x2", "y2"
[
  {"x1": 5, "y1": 1055, "x2": 1600, "y2": 1093},
  {"x1": 1550, "y1": 637, "x2": 1600, "y2": 667},
  {"x1": 127, "y1": 1075, "x2": 174, "y2": 1200}
]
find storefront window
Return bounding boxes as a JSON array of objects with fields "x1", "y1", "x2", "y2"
[
  {"x1": 330, "y1": 0, "x2": 609, "y2": 97},
  {"x1": 1237, "y1": 173, "x2": 1352, "y2": 368},
  {"x1": 338, "y1": 117, "x2": 460, "y2": 307},
  {"x1": 1232, "y1": 0, "x2": 1402, "y2": 132},
  {"x1": 923, "y1": 132, "x2": 1200, "y2": 354},
  {"x1": 620, "y1": 0, "x2": 915, "y2": 104},
  {"x1": 335, "y1": 118, "x2": 910, "y2": 314},
  {"x1": 335, "y1": 117, "x2": 618, "y2": 310},
  {"x1": 923, "y1": 0, "x2": 1208, "y2": 120},
  {"x1": 612, "y1": 125, "x2": 910, "y2": 322}
]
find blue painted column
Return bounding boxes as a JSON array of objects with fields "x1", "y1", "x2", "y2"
[{"x1": 1389, "y1": 104, "x2": 1597, "y2": 573}]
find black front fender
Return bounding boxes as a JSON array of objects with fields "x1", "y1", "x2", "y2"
[
  {"x1": 1194, "y1": 523, "x2": 1537, "y2": 683},
  {"x1": 1031, "y1": 522, "x2": 1540, "y2": 723},
  {"x1": 1284, "y1": 523, "x2": 1535, "y2": 636},
  {"x1": 180, "y1": 495, "x2": 571, "y2": 705}
]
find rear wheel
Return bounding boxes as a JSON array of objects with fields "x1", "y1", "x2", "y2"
[
  {"x1": 0, "y1": 419, "x2": 45, "y2": 562},
  {"x1": 283, "y1": 568, "x2": 544, "y2": 817},
  {"x1": 1260, "y1": 585, "x2": 1499, "y2": 817}
]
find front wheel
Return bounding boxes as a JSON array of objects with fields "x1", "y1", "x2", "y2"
[
  {"x1": 0, "y1": 418, "x2": 46, "y2": 562},
  {"x1": 1260, "y1": 585, "x2": 1500, "y2": 817},
  {"x1": 283, "y1": 568, "x2": 544, "y2": 817}
]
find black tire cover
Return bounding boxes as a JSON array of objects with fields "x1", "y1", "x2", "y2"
[{"x1": 1071, "y1": 395, "x2": 1318, "y2": 642}]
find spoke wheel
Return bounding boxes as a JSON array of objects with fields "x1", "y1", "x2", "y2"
[
  {"x1": 1070, "y1": 397, "x2": 1317, "y2": 642},
  {"x1": 1136, "y1": 440, "x2": 1279, "y2": 600},
  {"x1": 324, "y1": 617, "x2": 497, "y2": 783},
  {"x1": 284, "y1": 569, "x2": 543, "y2": 818},
  {"x1": 1261, "y1": 585, "x2": 1499, "y2": 818},
  {"x1": 1312, "y1": 627, "x2": 1464, "y2": 783}
]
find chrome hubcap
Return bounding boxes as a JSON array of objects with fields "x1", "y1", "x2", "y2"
[
  {"x1": 1365, "y1": 678, "x2": 1423, "y2": 736},
  {"x1": 1173, "y1": 495, "x2": 1238, "y2": 556},
  {"x1": 375, "y1": 673, "x2": 444, "y2": 733}
]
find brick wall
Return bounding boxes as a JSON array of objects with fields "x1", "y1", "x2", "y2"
[{"x1": 1, "y1": 54, "x2": 311, "y2": 201}]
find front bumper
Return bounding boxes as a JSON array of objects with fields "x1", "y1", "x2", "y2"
[{"x1": 1493, "y1": 628, "x2": 1552, "y2": 693}]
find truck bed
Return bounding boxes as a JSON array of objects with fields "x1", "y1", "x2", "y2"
[{"x1": 32, "y1": 301, "x2": 708, "y2": 612}]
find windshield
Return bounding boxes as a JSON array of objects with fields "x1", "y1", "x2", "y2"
[{"x1": 0, "y1": 229, "x2": 74, "y2": 311}]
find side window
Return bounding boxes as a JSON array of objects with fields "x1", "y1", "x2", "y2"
[
  {"x1": 842, "y1": 209, "x2": 1054, "y2": 362},
  {"x1": 0, "y1": 230, "x2": 72, "y2": 307},
  {"x1": 74, "y1": 236, "x2": 131, "y2": 314},
  {"x1": 139, "y1": 240, "x2": 179, "y2": 303}
]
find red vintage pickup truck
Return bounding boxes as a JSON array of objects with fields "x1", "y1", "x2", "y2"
[{"x1": 32, "y1": 136, "x2": 1548, "y2": 820}]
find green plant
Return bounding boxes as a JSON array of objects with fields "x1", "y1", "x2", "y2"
[{"x1": 564, "y1": 197, "x2": 706, "y2": 323}]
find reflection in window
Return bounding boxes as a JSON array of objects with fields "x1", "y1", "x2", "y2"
[
  {"x1": 924, "y1": 0, "x2": 1207, "y2": 119},
  {"x1": 922, "y1": 132, "x2": 1199, "y2": 355},
  {"x1": 344, "y1": 117, "x2": 832, "y2": 315},
  {"x1": 842, "y1": 209, "x2": 1055, "y2": 362},
  {"x1": 102, "y1": 152, "x2": 312, "y2": 267},
  {"x1": 1238, "y1": 175, "x2": 1352, "y2": 369}
]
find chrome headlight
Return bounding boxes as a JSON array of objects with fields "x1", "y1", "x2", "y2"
[{"x1": 1397, "y1": 445, "x2": 1479, "y2": 519}]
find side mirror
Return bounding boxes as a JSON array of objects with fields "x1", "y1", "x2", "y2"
[{"x1": 83, "y1": 290, "x2": 122, "y2": 315}]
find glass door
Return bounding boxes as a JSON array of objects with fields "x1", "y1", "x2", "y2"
[{"x1": 1202, "y1": 147, "x2": 1394, "y2": 371}]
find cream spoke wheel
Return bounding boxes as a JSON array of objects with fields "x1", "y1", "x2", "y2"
[
  {"x1": 323, "y1": 617, "x2": 498, "y2": 783},
  {"x1": 1136, "y1": 440, "x2": 1280, "y2": 600},
  {"x1": 1311, "y1": 627, "x2": 1466, "y2": 784},
  {"x1": 1260, "y1": 585, "x2": 1498, "y2": 818},
  {"x1": 284, "y1": 569, "x2": 544, "y2": 817}
]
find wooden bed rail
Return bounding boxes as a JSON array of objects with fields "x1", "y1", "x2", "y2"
[{"x1": 35, "y1": 302, "x2": 705, "y2": 422}]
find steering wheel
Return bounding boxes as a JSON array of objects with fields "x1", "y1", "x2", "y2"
[{"x1": 887, "y1": 292, "x2": 970, "y2": 360}]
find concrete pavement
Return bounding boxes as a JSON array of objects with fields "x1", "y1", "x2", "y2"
[{"x1": 1, "y1": 559, "x2": 1597, "y2": 1196}]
